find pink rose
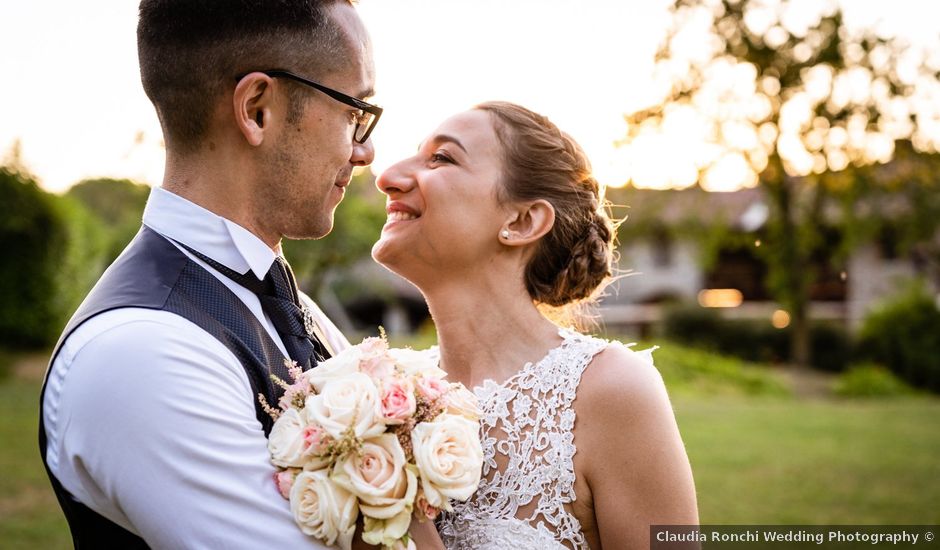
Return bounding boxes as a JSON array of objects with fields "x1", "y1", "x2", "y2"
[
  {"x1": 277, "y1": 360, "x2": 313, "y2": 410},
  {"x1": 414, "y1": 489, "x2": 441, "y2": 521},
  {"x1": 274, "y1": 469, "x2": 297, "y2": 499},
  {"x1": 415, "y1": 376, "x2": 448, "y2": 402},
  {"x1": 302, "y1": 424, "x2": 329, "y2": 456},
  {"x1": 359, "y1": 337, "x2": 396, "y2": 380},
  {"x1": 380, "y1": 378, "x2": 417, "y2": 425}
]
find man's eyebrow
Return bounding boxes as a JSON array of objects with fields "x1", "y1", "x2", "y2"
[{"x1": 357, "y1": 87, "x2": 375, "y2": 99}]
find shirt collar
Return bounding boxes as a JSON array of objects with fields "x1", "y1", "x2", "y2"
[{"x1": 142, "y1": 187, "x2": 276, "y2": 280}]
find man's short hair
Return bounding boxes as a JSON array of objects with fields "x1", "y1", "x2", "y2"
[{"x1": 137, "y1": 0, "x2": 351, "y2": 152}]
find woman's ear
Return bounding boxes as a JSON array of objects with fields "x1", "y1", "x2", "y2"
[
  {"x1": 233, "y1": 73, "x2": 276, "y2": 147},
  {"x1": 501, "y1": 199, "x2": 555, "y2": 246}
]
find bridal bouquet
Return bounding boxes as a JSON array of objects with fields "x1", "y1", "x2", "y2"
[{"x1": 261, "y1": 335, "x2": 483, "y2": 550}]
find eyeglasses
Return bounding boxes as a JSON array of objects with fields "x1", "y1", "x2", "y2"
[{"x1": 242, "y1": 69, "x2": 382, "y2": 143}]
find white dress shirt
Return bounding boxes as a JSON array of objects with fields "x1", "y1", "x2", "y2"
[{"x1": 42, "y1": 187, "x2": 349, "y2": 549}]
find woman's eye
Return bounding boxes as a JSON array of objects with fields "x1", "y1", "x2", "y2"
[{"x1": 430, "y1": 152, "x2": 453, "y2": 164}]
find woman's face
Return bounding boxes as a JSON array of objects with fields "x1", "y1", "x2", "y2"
[{"x1": 372, "y1": 109, "x2": 509, "y2": 283}]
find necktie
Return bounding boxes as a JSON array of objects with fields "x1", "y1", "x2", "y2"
[{"x1": 177, "y1": 243, "x2": 330, "y2": 370}]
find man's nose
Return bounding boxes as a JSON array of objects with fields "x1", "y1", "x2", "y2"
[{"x1": 351, "y1": 137, "x2": 375, "y2": 167}]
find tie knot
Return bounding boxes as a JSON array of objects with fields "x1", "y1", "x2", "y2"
[{"x1": 266, "y1": 257, "x2": 298, "y2": 304}]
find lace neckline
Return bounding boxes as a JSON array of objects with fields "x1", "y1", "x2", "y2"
[
  {"x1": 473, "y1": 328, "x2": 579, "y2": 392},
  {"x1": 437, "y1": 328, "x2": 609, "y2": 550}
]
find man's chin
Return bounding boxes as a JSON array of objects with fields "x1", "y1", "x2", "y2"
[{"x1": 284, "y1": 219, "x2": 333, "y2": 241}]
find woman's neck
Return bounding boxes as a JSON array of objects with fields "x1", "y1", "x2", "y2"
[{"x1": 423, "y1": 277, "x2": 563, "y2": 388}]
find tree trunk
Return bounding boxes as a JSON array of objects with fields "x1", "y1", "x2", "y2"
[
  {"x1": 764, "y1": 156, "x2": 814, "y2": 367},
  {"x1": 790, "y1": 301, "x2": 811, "y2": 367}
]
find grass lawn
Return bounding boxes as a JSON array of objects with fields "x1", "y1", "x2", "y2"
[
  {"x1": 0, "y1": 368, "x2": 70, "y2": 549},
  {"x1": 1, "y1": 349, "x2": 938, "y2": 547},
  {"x1": 675, "y1": 395, "x2": 940, "y2": 525}
]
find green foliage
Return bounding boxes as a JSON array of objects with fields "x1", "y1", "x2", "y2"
[
  {"x1": 625, "y1": 0, "x2": 940, "y2": 366},
  {"x1": 833, "y1": 141, "x2": 940, "y2": 267},
  {"x1": 648, "y1": 338, "x2": 791, "y2": 396},
  {"x1": 834, "y1": 363, "x2": 917, "y2": 398},
  {"x1": 0, "y1": 168, "x2": 109, "y2": 347},
  {"x1": 284, "y1": 170, "x2": 386, "y2": 295},
  {"x1": 662, "y1": 302, "x2": 851, "y2": 370},
  {"x1": 66, "y1": 178, "x2": 150, "y2": 262},
  {"x1": 857, "y1": 282, "x2": 940, "y2": 393},
  {"x1": 609, "y1": 187, "x2": 749, "y2": 271}
]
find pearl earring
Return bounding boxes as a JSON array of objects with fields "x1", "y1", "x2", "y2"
[{"x1": 500, "y1": 230, "x2": 510, "y2": 239}]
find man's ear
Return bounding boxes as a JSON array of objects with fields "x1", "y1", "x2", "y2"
[
  {"x1": 501, "y1": 199, "x2": 555, "y2": 246},
  {"x1": 233, "y1": 73, "x2": 277, "y2": 147}
]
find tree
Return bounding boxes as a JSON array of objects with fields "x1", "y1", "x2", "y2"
[
  {"x1": 623, "y1": 0, "x2": 940, "y2": 366},
  {"x1": 0, "y1": 167, "x2": 109, "y2": 347},
  {"x1": 67, "y1": 178, "x2": 151, "y2": 262}
]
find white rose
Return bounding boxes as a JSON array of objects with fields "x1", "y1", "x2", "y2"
[
  {"x1": 305, "y1": 372, "x2": 384, "y2": 441},
  {"x1": 444, "y1": 384, "x2": 481, "y2": 421},
  {"x1": 411, "y1": 414, "x2": 483, "y2": 511},
  {"x1": 290, "y1": 469, "x2": 358, "y2": 550},
  {"x1": 268, "y1": 408, "x2": 308, "y2": 468},
  {"x1": 332, "y1": 434, "x2": 418, "y2": 519},
  {"x1": 388, "y1": 347, "x2": 448, "y2": 379},
  {"x1": 305, "y1": 346, "x2": 363, "y2": 392}
]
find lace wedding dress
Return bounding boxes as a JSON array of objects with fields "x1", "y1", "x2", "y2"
[{"x1": 436, "y1": 329, "x2": 654, "y2": 550}]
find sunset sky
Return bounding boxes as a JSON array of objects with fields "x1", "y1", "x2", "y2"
[{"x1": 1, "y1": 0, "x2": 937, "y2": 193}]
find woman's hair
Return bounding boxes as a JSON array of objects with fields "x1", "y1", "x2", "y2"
[{"x1": 475, "y1": 101, "x2": 615, "y2": 309}]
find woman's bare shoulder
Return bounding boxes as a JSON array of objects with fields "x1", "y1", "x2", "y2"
[{"x1": 577, "y1": 340, "x2": 669, "y2": 419}]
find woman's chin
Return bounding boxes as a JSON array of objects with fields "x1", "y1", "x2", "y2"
[
  {"x1": 372, "y1": 241, "x2": 430, "y2": 289},
  {"x1": 372, "y1": 238, "x2": 406, "y2": 273}
]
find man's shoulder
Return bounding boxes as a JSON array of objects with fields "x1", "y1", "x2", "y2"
[{"x1": 59, "y1": 308, "x2": 236, "y2": 367}]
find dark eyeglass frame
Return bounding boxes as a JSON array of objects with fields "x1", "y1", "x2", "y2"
[{"x1": 237, "y1": 69, "x2": 382, "y2": 143}]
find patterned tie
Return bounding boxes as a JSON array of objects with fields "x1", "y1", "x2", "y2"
[
  {"x1": 176, "y1": 243, "x2": 330, "y2": 370},
  {"x1": 261, "y1": 257, "x2": 330, "y2": 369}
]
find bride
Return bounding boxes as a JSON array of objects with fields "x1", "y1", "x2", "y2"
[{"x1": 371, "y1": 101, "x2": 698, "y2": 549}]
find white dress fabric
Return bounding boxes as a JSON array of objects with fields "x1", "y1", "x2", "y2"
[{"x1": 438, "y1": 328, "x2": 626, "y2": 550}]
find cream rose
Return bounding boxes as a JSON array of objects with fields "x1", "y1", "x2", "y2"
[
  {"x1": 388, "y1": 347, "x2": 448, "y2": 379},
  {"x1": 268, "y1": 408, "x2": 308, "y2": 468},
  {"x1": 332, "y1": 434, "x2": 418, "y2": 519},
  {"x1": 411, "y1": 414, "x2": 483, "y2": 511},
  {"x1": 305, "y1": 372, "x2": 384, "y2": 440},
  {"x1": 361, "y1": 508, "x2": 413, "y2": 548},
  {"x1": 289, "y1": 469, "x2": 358, "y2": 550},
  {"x1": 305, "y1": 345, "x2": 363, "y2": 392},
  {"x1": 443, "y1": 384, "x2": 481, "y2": 421}
]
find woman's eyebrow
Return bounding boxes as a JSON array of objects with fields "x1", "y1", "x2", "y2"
[{"x1": 418, "y1": 134, "x2": 469, "y2": 154}]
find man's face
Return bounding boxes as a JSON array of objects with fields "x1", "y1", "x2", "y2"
[{"x1": 259, "y1": 2, "x2": 376, "y2": 241}]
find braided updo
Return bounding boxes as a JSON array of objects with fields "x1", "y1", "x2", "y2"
[{"x1": 475, "y1": 101, "x2": 614, "y2": 307}]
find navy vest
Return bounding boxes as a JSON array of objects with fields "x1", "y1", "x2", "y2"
[{"x1": 39, "y1": 226, "x2": 299, "y2": 548}]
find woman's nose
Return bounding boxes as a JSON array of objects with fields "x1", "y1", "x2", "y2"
[{"x1": 375, "y1": 159, "x2": 416, "y2": 195}]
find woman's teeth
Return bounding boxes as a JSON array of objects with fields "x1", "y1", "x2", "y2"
[{"x1": 388, "y1": 211, "x2": 418, "y2": 222}]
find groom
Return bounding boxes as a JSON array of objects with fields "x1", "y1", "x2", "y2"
[{"x1": 39, "y1": 1, "x2": 377, "y2": 547}]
